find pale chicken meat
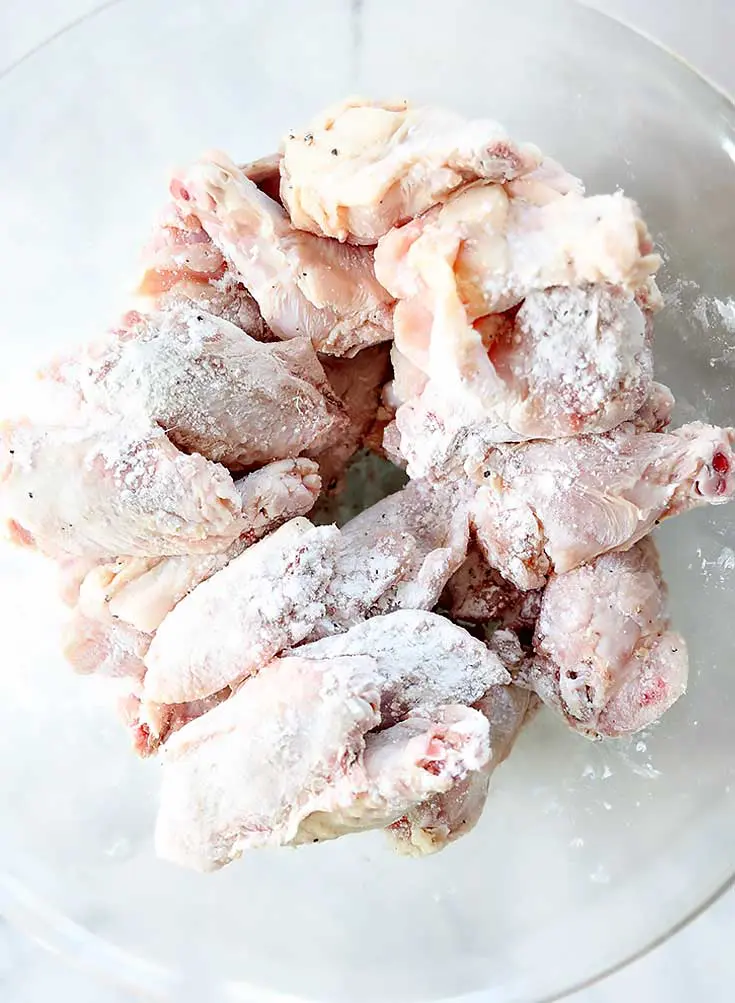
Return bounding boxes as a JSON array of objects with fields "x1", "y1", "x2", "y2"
[
  {"x1": 155, "y1": 609, "x2": 509, "y2": 869},
  {"x1": 311, "y1": 479, "x2": 471, "y2": 636},
  {"x1": 0, "y1": 412, "x2": 243, "y2": 560},
  {"x1": 136, "y1": 201, "x2": 270, "y2": 338},
  {"x1": 388, "y1": 378, "x2": 675, "y2": 483},
  {"x1": 375, "y1": 184, "x2": 659, "y2": 406},
  {"x1": 387, "y1": 684, "x2": 531, "y2": 855},
  {"x1": 155, "y1": 653, "x2": 382, "y2": 871},
  {"x1": 293, "y1": 609, "x2": 510, "y2": 725},
  {"x1": 520, "y1": 539, "x2": 688, "y2": 737},
  {"x1": 122, "y1": 684, "x2": 233, "y2": 758},
  {"x1": 143, "y1": 518, "x2": 341, "y2": 705},
  {"x1": 471, "y1": 421, "x2": 735, "y2": 589},
  {"x1": 280, "y1": 98, "x2": 541, "y2": 244},
  {"x1": 292, "y1": 705, "x2": 491, "y2": 844},
  {"x1": 170, "y1": 151, "x2": 394, "y2": 356},
  {"x1": 62, "y1": 610, "x2": 149, "y2": 681},
  {"x1": 53, "y1": 305, "x2": 348, "y2": 471},
  {"x1": 76, "y1": 458, "x2": 321, "y2": 634}
]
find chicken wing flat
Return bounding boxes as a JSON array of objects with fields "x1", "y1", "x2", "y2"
[
  {"x1": 52, "y1": 305, "x2": 348, "y2": 471},
  {"x1": 0, "y1": 411, "x2": 243, "y2": 559},
  {"x1": 77, "y1": 459, "x2": 321, "y2": 635},
  {"x1": 143, "y1": 518, "x2": 341, "y2": 704},
  {"x1": 293, "y1": 609, "x2": 510, "y2": 726}
]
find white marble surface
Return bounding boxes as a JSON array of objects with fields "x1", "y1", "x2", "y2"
[{"x1": 0, "y1": 1, "x2": 733, "y2": 1000}]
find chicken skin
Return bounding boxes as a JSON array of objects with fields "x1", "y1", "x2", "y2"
[
  {"x1": 292, "y1": 705, "x2": 491, "y2": 844},
  {"x1": 388, "y1": 378, "x2": 675, "y2": 483},
  {"x1": 387, "y1": 683, "x2": 531, "y2": 855},
  {"x1": 519, "y1": 539, "x2": 688, "y2": 738},
  {"x1": 0, "y1": 411, "x2": 243, "y2": 560},
  {"x1": 280, "y1": 98, "x2": 541, "y2": 244},
  {"x1": 76, "y1": 458, "x2": 321, "y2": 635},
  {"x1": 156, "y1": 608, "x2": 510, "y2": 870},
  {"x1": 312, "y1": 479, "x2": 471, "y2": 636},
  {"x1": 471, "y1": 421, "x2": 735, "y2": 589},
  {"x1": 155, "y1": 653, "x2": 383, "y2": 871},
  {"x1": 52, "y1": 305, "x2": 348, "y2": 471},
  {"x1": 143, "y1": 518, "x2": 341, "y2": 705},
  {"x1": 136, "y1": 201, "x2": 270, "y2": 338},
  {"x1": 170, "y1": 152, "x2": 394, "y2": 356},
  {"x1": 293, "y1": 609, "x2": 510, "y2": 726},
  {"x1": 374, "y1": 184, "x2": 659, "y2": 414}
]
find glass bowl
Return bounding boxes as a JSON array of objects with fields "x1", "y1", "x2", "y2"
[{"x1": 1, "y1": 1, "x2": 734, "y2": 1000}]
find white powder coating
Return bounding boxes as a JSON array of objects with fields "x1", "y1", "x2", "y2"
[
  {"x1": 292, "y1": 705, "x2": 492, "y2": 845},
  {"x1": 155, "y1": 654, "x2": 382, "y2": 870},
  {"x1": 293, "y1": 609, "x2": 510, "y2": 726},
  {"x1": 0, "y1": 411, "x2": 243, "y2": 559},
  {"x1": 69, "y1": 303, "x2": 349, "y2": 469},
  {"x1": 312, "y1": 478, "x2": 471, "y2": 636},
  {"x1": 76, "y1": 459, "x2": 322, "y2": 634},
  {"x1": 144, "y1": 518, "x2": 342, "y2": 704}
]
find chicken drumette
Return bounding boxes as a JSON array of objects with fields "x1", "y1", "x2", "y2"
[
  {"x1": 155, "y1": 609, "x2": 510, "y2": 871},
  {"x1": 517, "y1": 539, "x2": 688, "y2": 738}
]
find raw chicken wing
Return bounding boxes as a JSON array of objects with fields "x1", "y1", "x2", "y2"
[
  {"x1": 54, "y1": 305, "x2": 348, "y2": 470},
  {"x1": 520, "y1": 539, "x2": 688, "y2": 737},
  {"x1": 143, "y1": 518, "x2": 341, "y2": 704},
  {"x1": 77, "y1": 458, "x2": 321, "y2": 634},
  {"x1": 155, "y1": 653, "x2": 382, "y2": 870},
  {"x1": 471, "y1": 421, "x2": 735, "y2": 588},
  {"x1": 292, "y1": 705, "x2": 491, "y2": 843},
  {"x1": 170, "y1": 152, "x2": 394, "y2": 356},
  {"x1": 312, "y1": 479, "x2": 471, "y2": 635},
  {"x1": 387, "y1": 684, "x2": 531, "y2": 855},
  {"x1": 281, "y1": 98, "x2": 541, "y2": 243},
  {"x1": 294, "y1": 609, "x2": 510, "y2": 725},
  {"x1": 0, "y1": 412, "x2": 243, "y2": 559}
]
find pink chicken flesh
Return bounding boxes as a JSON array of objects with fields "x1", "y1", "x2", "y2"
[
  {"x1": 169, "y1": 151, "x2": 394, "y2": 356},
  {"x1": 520, "y1": 539, "x2": 688, "y2": 737},
  {"x1": 387, "y1": 683, "x2": 531, "y2": 855},
  {"x1": 374, "y1": 183, "x2": 660, "y2": 412},
  {"x1": 280, "y1": 97, "x2": 541, "y2": 244}
]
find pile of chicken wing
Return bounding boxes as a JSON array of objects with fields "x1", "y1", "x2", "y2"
[{"x1": 2, "y1": 98, "x2": 733, "y2": 872}]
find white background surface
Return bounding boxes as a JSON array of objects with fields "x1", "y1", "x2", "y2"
[{"x1": 0, "y1": 1, "x2": 733, "y2": 1000}]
